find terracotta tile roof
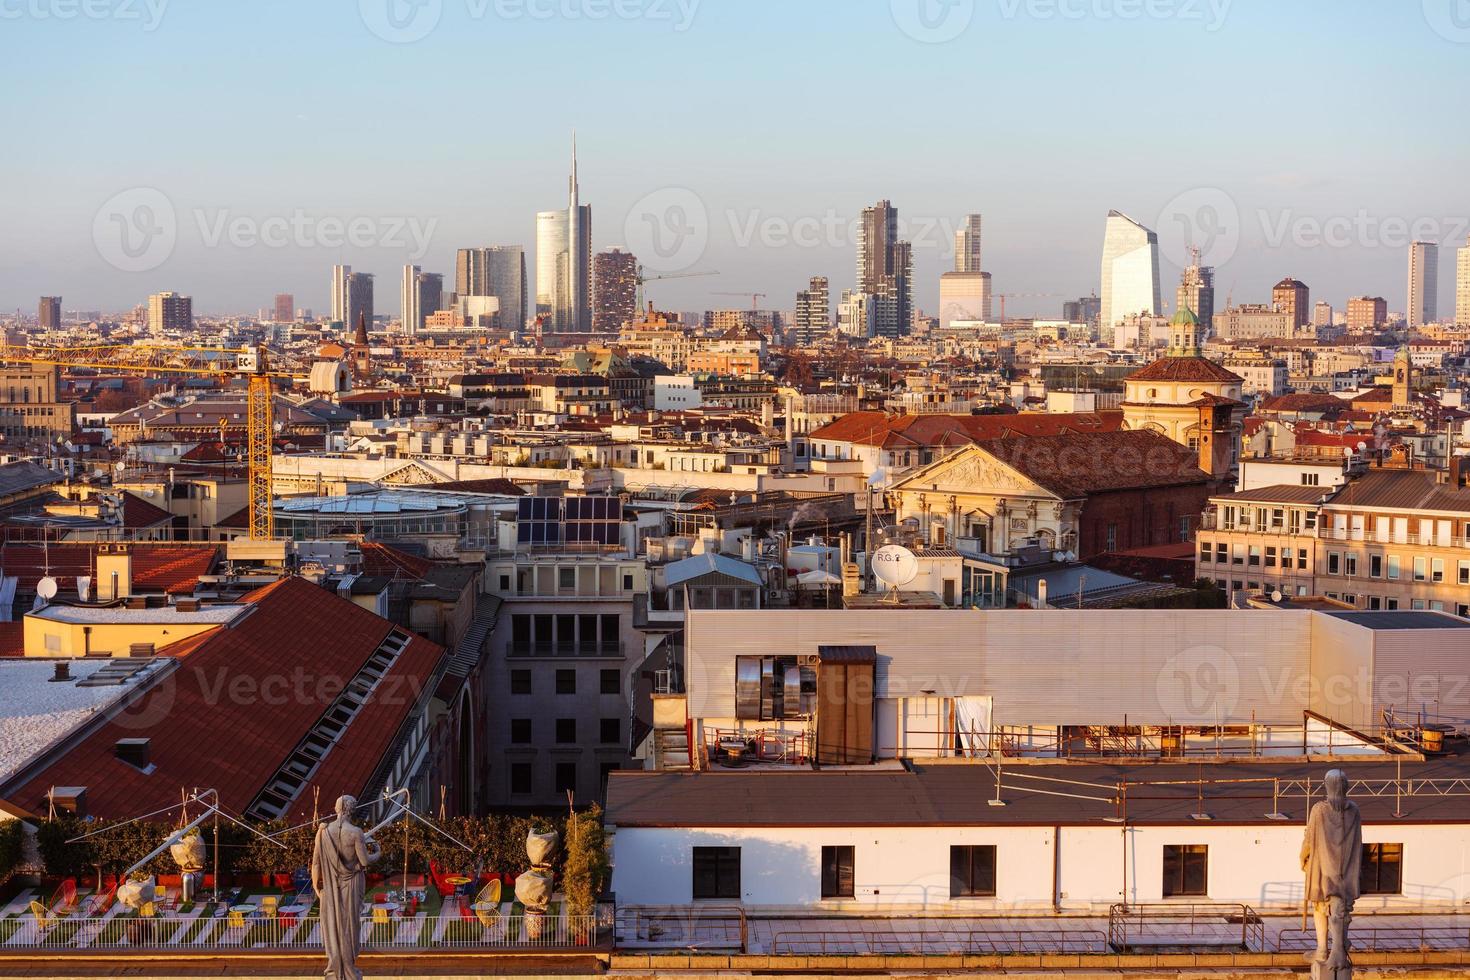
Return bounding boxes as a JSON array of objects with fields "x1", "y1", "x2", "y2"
[
  {"x1": 974, "y1": 429, "x2": 1210, "y2": 498},
  {"x1": 1259, "y1": 393, "x2": 1348, "y2": 413},
  {"x1": 810, "y1": 410, "x2": 1124, "y2": 448},
  {"x1": 120, "y1": 492, "x2": 174, "y2": 530},
  {"x1": 3, "y1": 576, "x2": 445, "y2": 820},
  {"x1": 359, "y1": 541, "x2": 436, "y2": 580},
  {"x1": 0, "y1": 543, "x2": 219, "y2": 596},
  {"x1": 1125, "y1": 356, "x2": 1244, "y2": 384}
]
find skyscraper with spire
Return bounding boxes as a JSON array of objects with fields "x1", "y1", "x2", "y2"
[{"x1": 536, "y1": 136, "x2": 592, "y2": 332}]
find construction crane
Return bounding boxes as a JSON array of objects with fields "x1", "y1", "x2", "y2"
[
  {"x1": 635, "y1": 266, "x2": 718, "y2": 313},
  {"x1": 712, "y1": 291, "x2": 768, "y2": 310},
  {"x1": 992, "y1": 292, "x2": 1061, "y2": 321},
  {"x1": 0, "y1": 343, "x2": 296, "y2": 540}
]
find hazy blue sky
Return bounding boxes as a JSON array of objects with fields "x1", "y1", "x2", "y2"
[{"x1": 3, "y1": 0, "x2": 1467, "y2": 319}]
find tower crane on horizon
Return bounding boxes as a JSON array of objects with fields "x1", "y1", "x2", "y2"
[
  {"x1": 993, "y1": 292, "x2": 1062, "y2": 321},
  {"x1": 0, "y1": 342, "x2": 303, "y2": 540},
  {"x1": 712, "y1": 291, "x2": 768, "y2": 310},
  {"x1": 634, "y1": 265, "x2": 718, "y2": 313}
]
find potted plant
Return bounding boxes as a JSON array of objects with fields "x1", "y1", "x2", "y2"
[{"x1": 562, "y1": 808, "x2": 609, "y2": 946}]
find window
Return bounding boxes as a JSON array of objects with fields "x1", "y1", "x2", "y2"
[
  {"x1": 600, "y1": 669, "x2": 620, "y2": 695},
  {"x1": 1345, "y1": 554, "x2": 1357, "y2": 577},
  {"x1": 1162, "y1": 844, "x2": 1208, "y2": 897},
  {"x1": 559, "y1": 567, "x2": 576, "y2": 589},
  {"x1": 692, "y1": 846, "x2": 741, "y2": 900},
  {"x1": 1414, "y1": 556, "x2": 1427, "y2": 582},
  {"x1": 821, "y1": 846, "x2": 855, "y2": 899},
  {"x1": 1216, "y1": 543, "x2": 1227, "y2": 563},
  {"x1": 1387, "y1": 555, "x2": 1400, "y2": 580},
  {"x1": 1265, "y1": 547, "x2": 1277, "y2": 568},
  {"x1": 556, "y1": 718, "x2": 577, "y2": 744},
  {"x1": 1360, "y1": 843, "x2": 1402, "y2": 895},
  {"x1": 556, "y1": 669, "x2": 576, "y2": 695},
  {"x1": 1199, "y1": 541, "x2": 1211, "y2": 563},
  {"x1": 1327, "y1": 552, "x2": 1340, "y2": 575},
  {"x1": 1431, "y1": 558, "x2": 1444, "y2": 583},
  {"x1": 1460, "y1": 560, "x2": 1470, "y2": 586},
  {"x1": 510, "y1": 669, "x2": 532, "y2": 695},
  {"x1": 1105, "y1": 524, "x2": 1117, "y2": 552},
  {"x1": 1302, "y1": 472, "x2": 1320, "y2": 486},
  {"x1": 510, "y1": 718, "x2": 532, "y2": 744},
  {"x1": 1248, "y1": 546, "x2": 1260, "y2": 567},
  {"x1": 510, "y1": 763, "x2": 532, "y2": 795},
  {"x1": 1370, "y1": 555, "x2": 1382, "y2": 578},
  {"x1": 600, "y1": 718, "x2": 620, "y2": 744},
  {"x1": 949, "y1": 845, "x2": 996, "y2": 898},
  {"x1": 499, "y1": 574, "x2": 511, "y2": 591},
  {"x1": 555, "y1": 762, "x2": 577, "y2": 794}
]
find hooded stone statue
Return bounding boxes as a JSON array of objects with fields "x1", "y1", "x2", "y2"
[
  {"x1": 1300, "y1": 769, "x2": 1361, "y2": 974},
  {"x1": 311, "y1": 795, "x2": 381, "y2": 980}
]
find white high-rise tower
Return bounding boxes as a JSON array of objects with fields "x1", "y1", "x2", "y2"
[
  {"x1": 535, "y1": 136, "x2": 592, "y2": 332},
  {"x1": 1099, "y1": 210, "x2": 1161, "y2": 345}
]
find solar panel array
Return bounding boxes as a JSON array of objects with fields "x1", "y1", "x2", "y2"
[{"x1": 516, "y1": 495, "x2": 621, "y2": 545}]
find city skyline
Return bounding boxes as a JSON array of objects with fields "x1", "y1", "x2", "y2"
[{"x1": 3, "y1": 2, "x2": 1467, "y2": 318}]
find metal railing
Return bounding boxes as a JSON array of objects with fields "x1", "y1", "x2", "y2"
[
  {"x1": 1, "y1": 911, "x2": 611, "y2": 952},
  {"x1": 1276, "y1": 925, "x2": 1470, "y2": 953},
  {"x1": 1107, "y1": 903, "x2": 1264, "y2": 952},
  {"x1": 767, "y1": 927, "x2": 1110, "y2": 956},
  {"x1": 615, "y1": 905, "x2": 746, "y2": 952}
]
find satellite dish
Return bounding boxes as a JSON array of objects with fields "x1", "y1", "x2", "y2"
[
  {"x1": 872, "y1": 544, "x2": 919, "y2": 588},
  {"x1": 37, "y1": 577, "x2": 58, "y2": 601}
]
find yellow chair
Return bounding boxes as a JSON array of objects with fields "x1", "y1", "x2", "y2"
[
  {"x1": 472, "y1": 879, "x2": 502, "y2": 929},
  {"x1": 371, "y1": 905, "x2": 390, "y2": 925},
  {"x1": 28, "y1": 901, "x2": 53, "y2": 933},
  {"x1": 261, "y1": 895, "x2": 278, "y2": 916},
  {"x1": 138, "y1": 901, "x2": 156, "y2": 918},
  {"x1": 226, "y1": 909, "x2": 246, "y2": 929}
]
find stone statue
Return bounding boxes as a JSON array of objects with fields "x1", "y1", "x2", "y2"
[
  {"x1": 1300, "y1": 769, "x2": 1361, "y2": 978},
  {"x1": 311, "y1": 795, "x2": 381, "y2": 980}
]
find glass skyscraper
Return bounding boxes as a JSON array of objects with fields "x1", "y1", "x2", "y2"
[{"x1": 1098, "y1": 210, "x2": 1161, "y2": 345}]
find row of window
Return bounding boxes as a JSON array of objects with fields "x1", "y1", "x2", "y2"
[
  {"x1": 509, "y1": 613, "x2": 623, "y2": 656},
  {"x1": 1324, "y1": 552, "x2": 1470, "y2": 585},
  {"x1": 506, "y1": 760, "x2": 620, "y2": 796},
  {"x1": 690, "y1": 842, "x2": 1405, "y2": 900},
  {"x1": 509, "y1": 667, "x2": 622, "y2": 696},
  {"x1": 1200, "y1": 541, "x2": 1310, "y2": 569},
  {"x1": 1214, "y1": 579, "x2": 1469, "y2": 616},
  {"x1": 1218, "y1": 505, "x2": 1317, "y2": 534},
  {"x1": 509, "y1": 717, "x2": 620, "y2": 745}
]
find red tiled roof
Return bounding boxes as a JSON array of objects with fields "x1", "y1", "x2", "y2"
[
  {"x1": 0, "y1": 622, "x2": 23, "y2": 658},
  {"x1": 359, "y1": 541, "x2": 436, "y2": 580},
  {"x1": 1126, "y1": 356, "x2": 1244, "y2": 384},
  {"x1": 1259, "y1": 393, "x2": 1347, "y2": 413},
  {"x1": 810, "y1": 411, "x2": 1124, "y2": 448},
  {"x1": 0, "y1": 543, "x2": 219, "y2": 596},
  {"x1": 5, "y1": 576, "x2": 445, "y2": 820},
  {"x1": 120, "y1": 492, "x2": 174, "y2": 530},
  {"x1": 973, "y1": 429, "x2": 1211, "y2": 498}
]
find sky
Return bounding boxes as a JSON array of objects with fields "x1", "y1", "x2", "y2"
[{"x1": 2, "y1": 0, "x2": 1468, "y2": 320}]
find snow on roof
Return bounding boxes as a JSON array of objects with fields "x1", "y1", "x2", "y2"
[{"x1": 0, "y1": 658, "x2": 164, "y2": 784}]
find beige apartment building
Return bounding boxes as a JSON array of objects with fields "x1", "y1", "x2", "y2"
[
  {"x1": 0, "y1": 363, "x2": 75, "y2": 441},
  {"x1": 1197, "y1": 464, "x2": 1470, "y2": 618}
]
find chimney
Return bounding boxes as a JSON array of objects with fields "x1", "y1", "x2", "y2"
[
  {"x1": 97, "y1": 550, "x2": 132, "y2": 602},
  {"x1": 51, "y1": 661, "x2": 71, "y2": 682},
  {"x1": 114, "y1": 738, "x2": 151, "y2": 769},
  {"x1": 48, "y1": 787, "x2": 87, "y2": 819}
]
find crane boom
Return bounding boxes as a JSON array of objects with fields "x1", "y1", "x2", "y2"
[{"x1": 0, "y1": 343, "x2": 290, "y2": 540}]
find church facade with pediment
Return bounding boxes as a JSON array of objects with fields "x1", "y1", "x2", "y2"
[{"x1": 889, "y1": 446, "x2": 1082, "y2": 558}]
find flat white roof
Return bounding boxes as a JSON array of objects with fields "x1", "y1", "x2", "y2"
[
  {"x1": 0, "y1": 659, "x2": 164, "y2": 784},
  {"x1": 27, "y1": 604, "x2": 247, "y2": 626}
]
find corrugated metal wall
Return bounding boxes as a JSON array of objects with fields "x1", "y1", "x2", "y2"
[
  {"x1": 1371, "y1": 629, "x2": 1470, "y2": 728},
  {"x1": 686, "y1": 609, "x2": 1319, "y2": 726}
]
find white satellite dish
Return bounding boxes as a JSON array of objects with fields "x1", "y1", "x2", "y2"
[
  {"x1": 1271, "y1": 589, "x2": 1284, "y2": 603},
  {"x1": 36, "y1": 577, "x2": 58, "y2": 601},
  {"x1": 872, "y1": 544, "x2": 919, "y2": 588}
]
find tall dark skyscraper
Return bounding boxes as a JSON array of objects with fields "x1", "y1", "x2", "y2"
[
  {"x1": 331, "y1": 265, "x2": 374, "y2": 328},
  {"x1": 855, "y1": 200, "x2": 912, "y2": 338},
  {"x1": 38, "y1": 296, "x2": 61, "y2": 330},
  {"x1": 593, "y1": 247, "x2": 638, "y2": 332},
  {"x1": 273, "y1": 293, "x2": 294, "y2": 323}
]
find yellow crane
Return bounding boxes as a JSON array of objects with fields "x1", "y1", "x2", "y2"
[{"x1": 0, "y1": 343, "x2": 294, "y2": 540}]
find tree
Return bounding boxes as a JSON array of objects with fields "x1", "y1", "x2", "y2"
[{"x1": 561, "y1": 806, "x2": 610, "y2": 921}]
